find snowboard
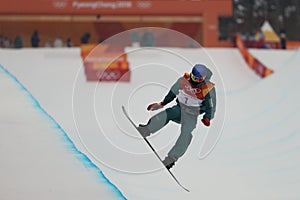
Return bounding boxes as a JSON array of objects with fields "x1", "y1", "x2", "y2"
[{"x1": 122, "y1": 105, "x2": 190, "y2": 192}]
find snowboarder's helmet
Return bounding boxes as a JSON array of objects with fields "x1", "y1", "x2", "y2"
[{"x1": 190, "y1": 64, "x2": 207, "y2": 83}]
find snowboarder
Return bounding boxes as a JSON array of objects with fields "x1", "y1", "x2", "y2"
[{"x1": 137, "y1": 64, "x2": 217, "y2": 169}]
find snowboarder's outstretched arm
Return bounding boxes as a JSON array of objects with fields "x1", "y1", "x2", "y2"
[
  {"x1": 147, "y1": 78, "x2": 181, "y2": 111},
  {"x1": 161, "y1": 78, "x2": 181, "y2": 105}
]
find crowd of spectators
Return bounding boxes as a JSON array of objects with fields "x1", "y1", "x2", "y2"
[
  {"x1": 0, "y1": 30, "x2": 157, "y2": 49},
  {"x1": 1, "y1": 29, "x2": 286, "y2": 50},
  {"x1": 0, "y1": 30, "x2": 82, "y2": 49},
  {"x1": 0, "y1": 33, "x2": 23, "y2": 48},
  {"x1": 237, "y1": 29, "x2": 287, "y2": 50}
]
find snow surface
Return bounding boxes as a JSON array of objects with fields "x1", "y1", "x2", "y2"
[{"x1": 0, "y1": 47, "x2": 300, "y2": 199}]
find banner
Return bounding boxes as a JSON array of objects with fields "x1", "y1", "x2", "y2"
[
  {"x1": 236, "y1": 34, "x2": 273, "y2": 78},
  {"x1": 0, "y1": 0, "x2": 231, "y2": 15},
  {"x1": 81, "y1": 44, "x2": 130, "y2": 82},
  {"x1": 287, "y1": 41, "x2": 300, "y2": 50}
]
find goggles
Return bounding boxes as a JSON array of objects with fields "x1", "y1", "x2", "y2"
[{"x1": 190, "y1": 73, "x2": 205, "y2": 83}]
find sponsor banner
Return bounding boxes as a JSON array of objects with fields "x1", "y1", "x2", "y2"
[
  {"x1": 0, "y1": 0, "x2": 231, "y2": 15},
  {"x1": 287, "y1": 41, "x2": 300, "y2": 50},
  {"x1": 236, "y1": 34, "x2": 274, "y2": 78},
  {"x1": 81, "y1": 44, "x2": 130, "y2": 82},
  {"x1": 81, "y1": 44, "x2": 126, "y2": 60}
]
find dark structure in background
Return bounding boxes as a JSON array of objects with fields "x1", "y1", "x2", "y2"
[{"x1": 219, "y1": 0, "x2": 300, "y2": 42}]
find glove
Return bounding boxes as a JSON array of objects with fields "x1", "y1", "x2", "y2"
[
  {"x1": 147, "y1": 102, "x2": 164, "y2": 111},
  {"x1": 201, "y1": 118, "x2": 210, "y2": 127}
]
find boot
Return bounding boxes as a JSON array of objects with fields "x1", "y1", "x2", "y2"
[
  {"x1": 137, "y1": 124, "x2": 151, "y2": 138},
  {"x1": 162, "y1": 156, "x2": 176, "y2": 170}
]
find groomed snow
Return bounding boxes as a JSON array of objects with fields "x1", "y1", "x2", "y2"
[
  {"x1": 0, "y1": 65, "x2": 125, "y2": 200},
  {"x1": 0, "y1": 47, "x2": 299, "y2": 199}
]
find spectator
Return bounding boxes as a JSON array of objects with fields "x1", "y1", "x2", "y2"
[
  {"x1": 53, "y1": 36, "x2": 64, "y2": 47},
  {"x1": 31, "y1": 30, "x2": 40, "y2": 47},
  {"x1": 239, "y1": 32, "x2": 247, "y2": 41},
  {"x1": 131, "y1": 31, "x2": 140, "y2": 47},
  {"x1": 80, "y1": 32, "x2": 90, "y2": 44},
  {"x1": 66, "y1": 37, "x2": 73, "y2": 47},
  {"x1": 3, "y1": 37, "x2": 10, "y2": 48},
  {"x1": 258, "y1": 31, "x2": 265, "y2": 41},
  {"x1": 141, "y1": 30, "x2": 155, "y2": 47},
  {"x1": 0, "y1": 33, "x2": 4, "y2": 48},
  {"x1": 279, "y1": 29, "x2": 287, "y2": 50},
  {"x1": 44, "y1": 39, "x2": 52, "y2": 47},
  {"x1": 256, "y1": 30, "x2": 266, "y2": 49},
  {"x1": 13, "y1": 35, "x2": 23, "y2": 48},
  {"x1": 189, "y1": 40, "x2": 197, "y2": 48}
]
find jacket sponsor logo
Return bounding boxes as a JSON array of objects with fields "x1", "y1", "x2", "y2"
[{"x1": 184, "y1": 85, "x2": 201, "y2": 94}]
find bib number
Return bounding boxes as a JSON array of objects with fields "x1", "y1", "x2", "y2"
[{"x1": 178, "y1": 90, "x2": 203, "y2": 107}]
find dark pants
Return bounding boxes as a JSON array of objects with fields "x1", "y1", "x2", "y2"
[{"x1": 146, "y1": 104, "x2": 198, "y2": 161}]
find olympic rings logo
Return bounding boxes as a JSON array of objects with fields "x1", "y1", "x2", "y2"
[
  {"x1": 96, "y1": 70, "x2": 121, "y2": 80},
  {"x1": 184, "y1": 85, "x2": 201, "y2": 94}
]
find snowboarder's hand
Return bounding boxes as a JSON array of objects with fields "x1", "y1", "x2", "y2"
[
  {"x1": 147, "y1": 102, "x2": 164, "y2": 111},
  {"x1": 201, "y1": 118, "x2": 210, "y2": 127}
]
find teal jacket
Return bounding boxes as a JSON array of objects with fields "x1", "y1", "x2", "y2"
[{"x1": 161, "y1": 69, "x2": 216, "y2": 120}]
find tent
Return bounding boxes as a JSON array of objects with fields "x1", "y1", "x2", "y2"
[
  {"x1": 255, "y1": 20, "x2": 280, "y2": 48},
  {"x1": 256, "y1": 20, "x2": 280, "y2": 42}
]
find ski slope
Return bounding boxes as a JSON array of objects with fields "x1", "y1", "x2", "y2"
[{"x1": 0, "y1": 46, "x2": 299, "y2": 199}]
